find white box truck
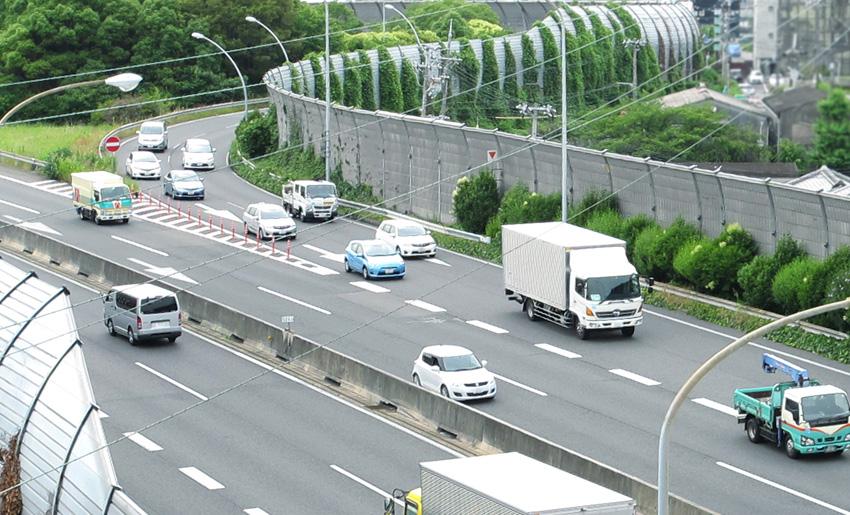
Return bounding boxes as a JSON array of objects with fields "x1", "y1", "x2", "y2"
[
  {"x1": 72, "y1": 171, "x2": 132, "y2": 224},
  {"x1": 384, "y1": 452, "x2": 637, "y2": 515},
  {"x1": 502, "y1": 222, "x2": 644, "y2": 339}
]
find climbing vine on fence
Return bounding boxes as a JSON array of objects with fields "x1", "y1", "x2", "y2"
[
  {"x1": 357, "y1": 50, "x2": 377, "y2": 111},
  {"x1": 400, "y1": 58, "x2": 422, "y2": 115},
  {"x1": 343, "y1": 55, "x2": 362, "y2": 108},
  {"x1": 378, "y1": 47, "x2": 403, "y2": 112}
]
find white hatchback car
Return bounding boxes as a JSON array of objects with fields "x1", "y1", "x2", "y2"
[
  {"x1": 375, "y1": 219, "x2": 437, "y2": 257},
  {"x1": 125, "y1": 150, "x2": 161, "y2": 179},
  {"x1": 412, "y1": 345, "x2": 496, "y2": 401},
  {"x1": 243, "y1": 202, "x2": 297, "y2": 240},
  {"x1": 181, "y1": 138, "x2": 216, "y2": 170}
]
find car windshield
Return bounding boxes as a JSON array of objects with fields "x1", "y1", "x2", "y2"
[
  {"x1": 140, "y1": 125, "x2": 163, "y2": 134},
  {"x1": 305, "y1": 184, "x2": 336, "y2": 198},
  {"x1": 802, "y1": 393, "x2": 850, "y2": 426},
  {"x1": 186, "y1": 141, "x2": 212, "y2": 153},
  {"x1": 398, "y1": 224, "x2": 427, "y2": 236},
  {"x1": 586, "y1": 274, "x2": 640, "y2": 302},
  {"x1": 260, "y1": 206, "x2": 288, "y2": 219},
  {"x1": 174, "y1": 171, "x2": 199, "y2": 182},
  {"x1": 101, "y1": 186, "x2": 129, "y2": 201},
  {"x1": 363, "y1": 243, "x2": 396, "y2": 257},
  {"x1": 140, "y1": 296, "x2": 178, "y2": 314},
  {"x1": 135, "y1": 153, "x2": 157, "y2": 163},
  {"x1": 442, "y1": 353, "x2": 482, "y2": 372}
]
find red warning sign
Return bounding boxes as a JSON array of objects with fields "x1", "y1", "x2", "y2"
[{"x1": 487, "y1": 150, "x2": 497, "y2": 161}]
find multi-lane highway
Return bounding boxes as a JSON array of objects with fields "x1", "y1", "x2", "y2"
[{"x1": 2, "y1": 113, "x2": 850, "y2": 514}]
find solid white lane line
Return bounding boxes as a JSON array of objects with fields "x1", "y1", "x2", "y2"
[
  {"x1": 135, "y1": 362, "x2": 208, "y2": 401},
  {"x1": 717, "y1": 462, "x2": 850, "y2": 515},
  {"x1": 258, "y1": 286, "x2": 332, "y2": 315},
  {"x1": 351, "y1": 281, "x2": 390, "y2": 293},
  {"x1": 0, "y1": 199, "x2": 39, "y2": 214},
  {"x1": 493, "y1": 374, "x2": 547, "y2": 396},
  {"x1": 112, "y1": 235, "x2": 168, "y2": 256},
  {"x1": 466, "y1": 320, "x2": 509, "y2": 334},
  {"x1": 179, "y1": 467, "x2": 224, "y2": 490},
  {"x1": 4, "y1": 215, "x2": 22, "y2": 222},
  {"x1": 331, "y1": 465, "x2": 393, "y2": 498},
  {"x1": 535, "y1": 343, "x2": 581, "y2": 359},
  {"x1": 405, "y1": 299, "x2": 446, "y2": 313},
  {"x1": 244, "y1": 509, "x2": 270, "y2": 515},
  {"x1": 609, "y1": 368, "x2": 661, "y2": 386},
  {"x1": 646, "y1": 309, "x2": 850, "y2": 379},
  {"x1": 123, "y1": 432, "x2": 163, "y2": 452},
  {"x1": 693, "y1": 398, "x2": 739, "y2": 417}
]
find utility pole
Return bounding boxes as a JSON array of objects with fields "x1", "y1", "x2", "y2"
[
  {"x1": 439, "y1": 21, "x2": 460, "y2": 119},
  {"x1": 515, "y1": 103, "x2": 556, "y2": 139},
  {"x1": 621, "y1": 39, "x2": 645, "y2": 99}
]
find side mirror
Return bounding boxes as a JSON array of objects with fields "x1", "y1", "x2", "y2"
[
  {"x1": 383, "y1": 498, "x2": 394, "y2": 515},
  {"x1": 135, "y1": 130, "x2": 140, "y2": 135},
  {"x1": 481, "y1": 360, "x2": 488, "y2": 367},
  {"x1": 213, "y1": 148, "x2": 217, "y2": 152},
  {"x1": 200, "y1": 177, "x2": 204, "y2": 182},
  {"x1": 431, "y1": 365, "x2": 440, "y2": 372}
]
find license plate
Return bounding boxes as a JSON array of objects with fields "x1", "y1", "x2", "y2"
[
  {"x1": 152, "y1": 321, "x2": 169, "y2": 329},
  {"x1": 383, "y1": 269, "x2": 393, "y2": 274},
  {"x1": 826, "y1": 446, "x2": 837, "y2": 452}
]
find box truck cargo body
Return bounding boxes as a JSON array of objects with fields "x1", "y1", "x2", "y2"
[
  {"x1": 72, "y1": 171, "x2": 132, "y2": 224},
  {"x1": 418, "y1": 452, "x2": 636, "y2": 515},
  {"x1": 503, "y1": 222, "x2": 643, "y2": 339}
]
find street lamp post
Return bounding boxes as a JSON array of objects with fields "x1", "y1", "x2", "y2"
[
  {"x1": 384, "y1": 4, "x2": 429, "y2": 117},
  {"x1": 324, "y1": 0, "x2": 331, "y2": 181},
  {"x1": 245, "y1": 16, "x2": 290, "y2": 63},
  {"x1": 192, "y1": 32, "x2": 249, "y2": 121},
  {"x1": 0, "y1": 73, "x2": 143, "y2": 130},
  {"x1": 559, "y1": 10, "x2": 569, "y2": 222}
]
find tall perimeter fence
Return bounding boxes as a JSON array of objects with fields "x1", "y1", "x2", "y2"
[{"x1": 266, "y1": 80, "x2": 850, "y2": 260}]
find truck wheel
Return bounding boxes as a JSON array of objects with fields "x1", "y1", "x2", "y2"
[
  {"x1": 524, "y1": 299, "x2": 537, "y2": 321},
  {"x1": 297, "y1": 208, "x2": 304, "y2": 221},
  {"x1": 94, "y1": 215, "x2": 102, "y2": 225},
  {"x1": 621, "y1": 326, "x2": 635, "y2": 337},
  {"x1": 784, "y1": 433, "x2": 800, "y2": 459},
  {"x1": 746, "y1": 418, "x2": 763, "y2": 443},
  {"x1": 78, "y1": 209, "x2": 86, "y2": 221},
  {"x1": 576, "y1": 322, "x2": 588, "y2": 340},
  {"x1": 122, "y1": 218, "x2": 129, "y2": 224}
]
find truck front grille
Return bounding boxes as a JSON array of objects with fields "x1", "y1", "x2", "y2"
[{"x1": 596, "y1": 309, "x2": 637, "y2": 319}]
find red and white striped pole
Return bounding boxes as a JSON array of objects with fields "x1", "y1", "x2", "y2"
[
  {"x1": 271, "y1": 239, "x2": 276, "y2": 255},
  {"x1": 231, "y1": 221, "x2": 235, "y2": 240},
  {"x1": 177, "y1": 201, "x2": 181, "y2": 218},
  {"x1": 286, "y1": 239, "x2": 291, "y2": 259},
  {"x1": 220, "y1": 219, "x2": 224, "y2": 236}
]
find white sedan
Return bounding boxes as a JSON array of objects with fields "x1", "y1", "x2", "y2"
[
  {"x1": 412, "y1": 345, "x2": 496, "y2": 401},
  {"x1": 181, "y1": 138, "x2": 216, "y2": 170},
  {"x1": 242, "y1": 202, "x2": 297, "y2": 240},
  {"x1": 125, "y1": 151, "x2": 161, "y2": 179},
  {"x1": 375, "y1": 219, "x2": 437, "y2": 257}
]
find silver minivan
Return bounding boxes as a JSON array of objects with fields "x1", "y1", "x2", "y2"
[{"x1": 104, "y1": 284, "x2": 182, "y2": 345}]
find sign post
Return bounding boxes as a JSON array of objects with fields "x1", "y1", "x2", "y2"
[{"x1": 105, "y1": 136, "x2": 120, "y2": 174}]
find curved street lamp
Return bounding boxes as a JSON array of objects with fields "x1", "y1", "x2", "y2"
[
  {"x1": 383, "y1": 4, "x2": 429, "y2": 116},
  {"x1": 0, "y1": 72, "x2": 143, "y2": 130},
  {"x1": 192, "y1": 32, "x2": 249, "y2": 121},
  {"x1": 245, "y1": 16, "x2": 290, "y2": 63}
]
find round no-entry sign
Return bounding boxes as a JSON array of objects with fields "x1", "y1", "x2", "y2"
[{"x1": 105, "y1": 136, "x2": 120, "y2": 153}]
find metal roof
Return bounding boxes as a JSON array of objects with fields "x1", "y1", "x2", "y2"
[{"x1": 0, "y1": 258, "x2": 144, "y2": 514}]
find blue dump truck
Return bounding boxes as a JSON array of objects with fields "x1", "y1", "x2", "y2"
[{"x1": 734, "y1": 353, "x2": 850, "y2": 459}]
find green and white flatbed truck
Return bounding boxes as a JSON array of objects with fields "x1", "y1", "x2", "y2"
[{"x1": 734, "y1": 353, "x2": 850, "y2": 459}]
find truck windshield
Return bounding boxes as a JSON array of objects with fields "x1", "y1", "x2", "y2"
[
  {"x1": 101, "y1": 186, "x2": 129, "y2": 201},
  {"x1": 305, "y1": 184, "x2": 336, "y2": 198},
  {"x1": 802, "y1": 393, "x2": 850, "y2": 426},
  {"x1": 586, "y1": 274, "x2": 640, "y2": 302}
]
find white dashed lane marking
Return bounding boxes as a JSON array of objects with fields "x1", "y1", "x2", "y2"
[
  {"x1": 179, "y1": 467, "x2": 224, "y2": 490},
  {"x1": 466, "y1": 320, "x2": 509, "y2": 334},
  {"x1": 123, "y1": 432, "x2": 163, "y2": 452},
  {"x1": 535, "y1": 343, "x2": 581, "y2": 359},
  {"x1": 405, "y1": 300, "x2": 446, "y2": 312},
  {"x1": 609, "y1": 368, "x2": 661, "y2": 386}
]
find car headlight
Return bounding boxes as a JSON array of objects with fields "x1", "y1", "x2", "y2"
[{"x1": 801, "y1": 437, "x2": 814, "y2": 446}]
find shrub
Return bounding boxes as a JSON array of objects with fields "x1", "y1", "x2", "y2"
[
  {"x1": 485, "y1": 183, "x2": 560, "y2": 238},
  {"x1": 569, "y1": 188, "x2": 619, "y2": 227},
  {"x1": 235, "y1": 107, "x2": 279, "y2": 159},
  {"x1": 772, "y1": 258, "x2": 821, "y2": 314},
  {"x1": 737, "y1": 255, "x2": 781, "y2": 310},
  {"x1": 774, "y1": 233, "x2": 808, "y2": 266},
  {"x1": 621, "y1": 215, "x2": 657, "y2": 262},
  {"x1": 809, "y1": 246, "x2": 850, "y2": 310},
  {"x1": 585, "y1": 209, "x2": 624, "y2": 239},
  {"x1": 819, "y1": 262, "x2": 850, "y2": 331},
  {"x1": 452, "y1": 170, "x2": 500, "y2": 234},
  {"x1": 673, "y1": 223, "x2": 757, "y2": 298},
  {"x1": 633, "y1": 225, "x2": 664, "y2": 278}
]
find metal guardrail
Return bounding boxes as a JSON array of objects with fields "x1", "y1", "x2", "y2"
[
  {"x1": 337, "y1": 198, "x2": 491, "y2": 244},
  {"x1": 0, "y1": 149, "x2": 45, "y2": 169}
]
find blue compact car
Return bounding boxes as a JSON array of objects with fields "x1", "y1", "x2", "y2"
[{"x1": 344, "y1": 239, "x2": 406, "y2": 279}]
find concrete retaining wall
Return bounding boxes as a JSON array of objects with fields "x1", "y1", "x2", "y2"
[{"x1": 0, "y1": 225, "x2": 715, "y2": 515}]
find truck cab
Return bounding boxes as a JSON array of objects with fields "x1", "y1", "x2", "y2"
[
  {"x1": 281, "y1": 180, "x2": 338, "y2": 221},
  {"x1": 384, "y1": 488, "x2": 420, "y2": 515}
]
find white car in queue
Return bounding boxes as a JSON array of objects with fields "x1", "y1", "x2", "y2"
[
  {"x1": 242, "y1": 202, "x2": 297, "y2": 240},
  {"x1": 412, "y1": 345, "x2": 497, "y2": 401},
  {"x1": 375, "y1": 219, "x2": 437, "y2": 258},
  {"x1": 125, "y1": 150, "x2": 162, "y2": 179}
]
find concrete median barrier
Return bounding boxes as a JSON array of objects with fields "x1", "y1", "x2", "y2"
[{"x1": 0, "y1": 225, "x2": 715, "y2": 515}]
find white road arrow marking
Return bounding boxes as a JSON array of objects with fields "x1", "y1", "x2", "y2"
[
  {"x1": 196, "y1": 203, "x2": 242, "y2": 222},
  {"x1": 127, "y1": 258, "x2": 197, "y2": 284},
  {"x1": 17, "y1": 220, "x2": 62, "y2": 235}
]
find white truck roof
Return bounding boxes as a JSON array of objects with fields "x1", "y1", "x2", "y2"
[
  {"x1": 421, "y1": 452, "x2": 635, "y2": 514},
  {"x1": 785, "y1": 384, "x2": 848, "y2": 402},
  {"x1": 71, "y1": 171, "x2": 123, "y2": 183},
  {"x1": 502, "y1": 222, "x2": 626, "y2": 250}
]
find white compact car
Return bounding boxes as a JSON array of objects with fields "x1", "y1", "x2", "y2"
[
  {"x1": 181, "y1": 138, "x2": 216, "y2": 170},
  {"x1": 375, "y1": 219, "x2": 437, "y2": 258},
  {"x1": 412, "y1": 345, "x2": 496, "y2": 401},
  {"x1": 125, "y1": 150, "x2": 162, "y2": 179},
  {"x1": 136, "y1": 121, "x2": 168, "y2": 151},
  {"x1": 243, "y1": 202, "x2": 297, "y2": 240}
]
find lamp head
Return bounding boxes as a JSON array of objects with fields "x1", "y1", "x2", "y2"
[
  {"x1": 246, "y1": 16, "x2": 257, "y2": 23},
  {"x1": 104, "y1": 73, "x2": 143, "y2": 92},
  {"x1": 192, "y1": 32, "x2": 205, "y2": 40}
]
